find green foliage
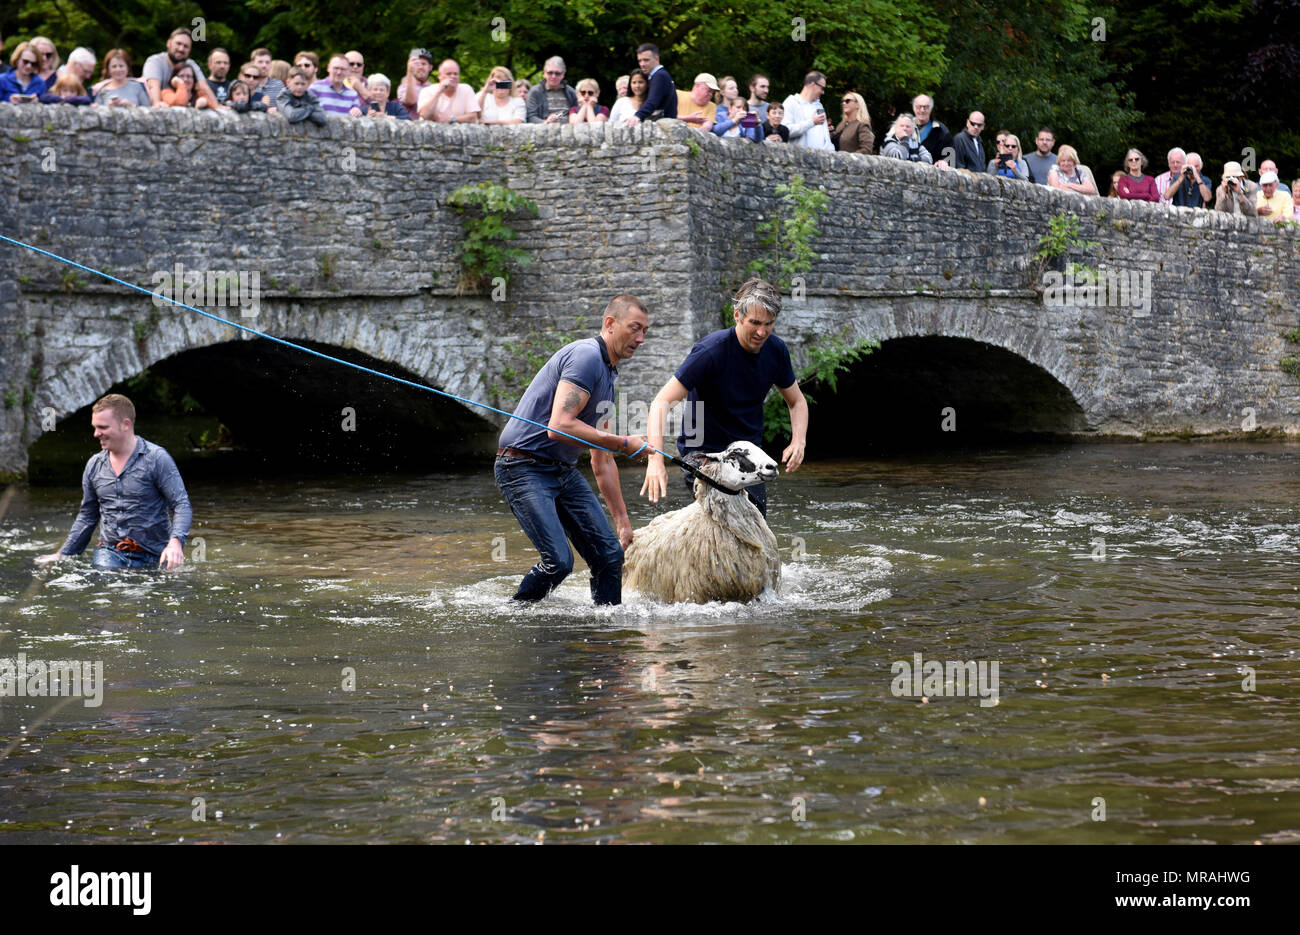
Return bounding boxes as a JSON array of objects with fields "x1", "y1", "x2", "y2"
[
  {"x1": 123, "y1": 370, "x2": 205, "y2": 415},
  {"x1": 747, "y1": 175, "x2": 830, "y2": 291},
  {"x1": 1033, "y1": 212, "x2": 1099, "y2": 283},
  {"x1": 446, "y1": 181, "x2": 538, "y2": 292},
  {"x1": 317, "y1": 252, "x2": 336, "y2": 279},
  {"x1": 1282, "y1": 328, "x2": 1300, "y2": 344},
  {"x1": 3, "y1": 389, "x2": 18, "y2": 409},
  {"x1": 495, "y1": 317, "x2": 588, "y2": 401},
  {"x1": 684, "y1": 136, "x2": 701, "y2": 159},
  {"x1": 1280, "y1": 357, "x2": 1300, "y2": 378},
  {"x1": 763, "y1": 333, "x2": 878, "y2": 442}
]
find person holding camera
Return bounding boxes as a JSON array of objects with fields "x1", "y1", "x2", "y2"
[
  {"x1": 713, "y1": 95, "x2": 763, "y2": 141},
  {"x1": 1117, "y1": 148, "x2": 1161, "y2": 201},
  {"x1": 1214, "y1": 161, "x2": 1258, "y2": 216},
  {"x1": 363, "y1": 74, "x2": 411, "y2": 119},
  {"x1": 988, "y1": 132, "x2": 1029, "y2": 179},
  {"x1": 1167, "y1": 152, "x2": 1213, "y2": 207},
  {"x1": 478, "y1": 66, "x2": 524, "y2": 124}
]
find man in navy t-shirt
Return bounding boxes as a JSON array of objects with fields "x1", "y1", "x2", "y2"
[
  {"x1": 494, "y1": 295, "x2": 651, "y2": 605},
  {"x1": 641, "y1": 278, "x2": 808, "y2": 516}
]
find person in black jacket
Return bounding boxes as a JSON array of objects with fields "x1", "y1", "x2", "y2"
[
  {"x1": 625, "y1": 43, "x2": 676, "y2": 125},
  {"x1": 912, "y1": 93, "x2": 952, "y2": 167},
  {"x1": 277, "y1": 68, "x2": 326, "y2": 125},
  {"x1": 950, "y1": 111, "x2": 987, "y2": 172}
]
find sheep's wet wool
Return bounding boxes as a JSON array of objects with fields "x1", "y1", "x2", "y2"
[{"x1": 624, "y1": 442, "x2": 781, "y2": 604}]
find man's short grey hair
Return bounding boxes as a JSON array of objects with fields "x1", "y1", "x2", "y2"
[
  {"x1": 545, "y1": 55, "x2": 565, "y2": 73},
  {"x1": 1167, "y1": 147, "x2": 1186, "y2": 160},
  {"x1": 912, "y1": 93, "x2": 933, "y2": 108},
  {"x1": 734, "y1": 278, "x2": 781, "y2": 320},
  {"x1": 68, "y1": 47, "x2": 96, "y2": 67},
  {"x1": 1185, "y1": 152, "x2": 1202, "y2": 168},
  {"x1": 368, "y1": 72, "x2": 390, "y2": 89}
]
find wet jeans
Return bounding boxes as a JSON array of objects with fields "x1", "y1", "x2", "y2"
[
  {"x1": 494, "y1": 455, "x2": 623, "y2": 605},
  {"x1": 92, "y1": 546, "x2": 160, "y2": 569}
]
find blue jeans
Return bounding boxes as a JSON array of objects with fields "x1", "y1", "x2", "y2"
[
  {"x1": 494, "y1": 456, "x2": 624, "y2": 605},
  {"x1": 680, "y1": 465, "x2": 766, "y2": 516},
  {"x1": 92, "y1": 546, "x2": 160, "y2": 569}
]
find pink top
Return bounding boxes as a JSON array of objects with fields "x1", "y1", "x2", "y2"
[{"x1": 1117, "y1": 174, "x2": 1161, "y2": 203}]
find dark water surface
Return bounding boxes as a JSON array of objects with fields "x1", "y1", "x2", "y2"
[{"x1": 1, "y1": 442, "x2": 1297, "y2": 844}]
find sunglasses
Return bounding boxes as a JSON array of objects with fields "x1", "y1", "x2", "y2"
[
  {"x1": 841, "y1": 98, "x2": 854, "y2": 104},
  {"x1": 242, "y1": 72, "x2": 259, "y2": 79},
  {"x1": 969, "y1": 121, "x2": 984, "y2": 127},
  {"x1": 544, "y1": 70, "x2": 564, "y2": 76},
  {"x1": 20, "y1": 58, "x2": 38, "y2": 66},
  {"x1": 579, "y1": 90, "x2": 597, "y2": 96},
  {"x1": 42, "y1": 52, "x2": 56, "y2": 59},
  {"x1": 348, "y1": 61, "x2": 363, "y2": 67}
]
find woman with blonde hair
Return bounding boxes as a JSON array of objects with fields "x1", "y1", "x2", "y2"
[
  {"x1": 479, "y1": 65, "x2": 524, "y2": 124},
  {"x1": 988, "y1": 132, "x2": 1029, "y2": 179},
  {"x1": 1048, "y1": 144, "x2": 1098, "y2": 195},
  {"x1": 832, "y1": 91, "x2": 873, "y2": 153},
  {"x1": 568, "y1": 77, "x2": 608, "y2": 123},
  {"x1": 30, "y1": 36, "x2": 60, "y2": 84}
]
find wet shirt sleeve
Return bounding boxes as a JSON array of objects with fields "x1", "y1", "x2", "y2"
[
  {"x1": 154, "y1": 448, "x2": 192, "y2": 546},
  {"x1": 59, "y1": 458, "x2": 102, "y2": 556}
]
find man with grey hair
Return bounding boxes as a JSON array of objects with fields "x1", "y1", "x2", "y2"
[
  {"x1": 61, "y1": 47, "x2": 96, "y2": 85},
  {"x1": 1168, "y1": 151, "x2": 1212, "y2": 207},
  {"x1": 1154, "y1": 147, "x2": 1187, "y2": 202},
  {"x1": 526, "y1": 55, "x2": 577, "y2": 123},
  {"x1": 641, "y1": 277, "x2": 808, "y2": 517},
  {"x1": 912, "y1": 93, "x2": 953, "y2": 167}
]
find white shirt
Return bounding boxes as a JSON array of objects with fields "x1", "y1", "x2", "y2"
[{"x1": 782, "y1": 93, "x2": 833, "y2": 151}]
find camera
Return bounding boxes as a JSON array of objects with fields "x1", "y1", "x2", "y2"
[
  {"x1": 1227, "y1": 177, "x2": 1240, "y2": 189},
  {"x1": 740, "y1": 113, "x2": 758, "y2": 128},
  {"x1": 1183, "y1": 167, "x2": 1194, "y2": 178},
  {"x1": 495, "y1": 80, "x2": 511, "y2": 90},
  {"x1": 997, "y1": 152, "x2": 1013, "y2": 166},
  {"x1": 368, "y1": 101, "x2": 380, "y2": 112}
]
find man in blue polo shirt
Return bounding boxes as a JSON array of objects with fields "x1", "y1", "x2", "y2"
[
  {"x1": 640, "y1": 278, "x2": 808, "y2": 515},
  {"x1": 495, "y1": 295, "x2": 651, "y2": 605},
  {"x1": 39, "y1": 394, "x2": 192, "y2": 569}
]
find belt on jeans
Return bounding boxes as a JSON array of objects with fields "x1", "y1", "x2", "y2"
[
  {"x1": 98, "y1": 537, "x2": 147, "y2": 553},
  {"x1": 497, "y1": 446, "x2": 564, "y2": 466}
]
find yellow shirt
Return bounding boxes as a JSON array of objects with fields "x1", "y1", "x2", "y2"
[
  {"x1": 1256, "y1": 189, "x2": 1294, "y2": 222},
  {"x1": 675, "y1": 91, "x2": 716, "y2": 125}
]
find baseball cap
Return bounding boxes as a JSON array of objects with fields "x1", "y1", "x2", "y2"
[
  {"x1": 1221, "y1": 161, "x2": 1244, "y2": 179},
  {"x1": 693, "y1": 73, "x2": 720, "y2": 92},
  {"x1": 409, "y1": 48, "x2": 434, "y2": 64},
  {"x1": 1259, "y1": 170, "x2": 1279, "y2": 184}
]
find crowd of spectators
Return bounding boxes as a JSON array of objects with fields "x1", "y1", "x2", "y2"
[{"x1": 2, "y1": 28, "x2": 1296, "y2": 221}]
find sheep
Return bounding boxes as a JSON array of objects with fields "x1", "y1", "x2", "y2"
[{"x1": 623, "y1": 441, "x2": 782, "y2": 604}]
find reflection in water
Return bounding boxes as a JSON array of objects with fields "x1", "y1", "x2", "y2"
[{"x1": 0, "y1": 443, "x2": 1298, "y2": 843}]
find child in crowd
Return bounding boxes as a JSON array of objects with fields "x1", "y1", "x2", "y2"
[
  {"x1": 277, "y1": 68, "x2": 327, "y2": 125},
  {"x1": 39, "y1": 73, "x2": 92, "y2": 106},
  {"x1": 227, "y1": 80, "x2": 267, "y2": 113},
  {"x1": 714, "y1": 95, "x2": 763, "y2": 142},
  {"x1": 761, "y1": 100, "x2": 789, "y2": 144}
]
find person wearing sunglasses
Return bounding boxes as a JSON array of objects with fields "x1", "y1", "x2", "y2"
[
  {"x1": 831, "y1": 92, "x2": 873, "y2": 154},
  {"x1": 951, "y1": 110, "x2": 986, "y2": 172},
  {"x1": 1, "y1": 43, "x2": 49, "y2": 102},
  {"x1": 568, "y1": 78, "x2": 608, "y2": 123},
  {"x1": 987, "y1": 132, "x2": 1029, "y2": 180},
  {"x1": 526, "y1": 55, "x2": 577, "y2": 124},
  {"x1": 1116, "y1": 148, "x2": 1161, "y2": 202},
  {"x1": 30, "y1": 36, "x2": 60, "y2": 84}
]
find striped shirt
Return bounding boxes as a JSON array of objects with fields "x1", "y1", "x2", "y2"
[{"x1": 309, "y1": 79, "x2": 360, "y2": 116}]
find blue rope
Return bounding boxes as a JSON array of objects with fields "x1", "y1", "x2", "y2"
[{"x1": 0, "y1": 233, "x2": 658, "y2": 459}]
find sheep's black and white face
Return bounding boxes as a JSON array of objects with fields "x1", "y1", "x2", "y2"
[{"x1": 701, "y1": 441, "x2": 779, "y2": 489}]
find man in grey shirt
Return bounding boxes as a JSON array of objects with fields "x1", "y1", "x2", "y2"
[
  {"x1": 1024, "y1": 127, "x2": 1058, "y2": 185},
  {"x1": 40, "y1": 394, "x2": 192, "y2": 570}
]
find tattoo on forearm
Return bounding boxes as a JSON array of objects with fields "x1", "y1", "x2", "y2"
[{"x1": 562, "y1": 390, "x2": 581, "y2": 413}]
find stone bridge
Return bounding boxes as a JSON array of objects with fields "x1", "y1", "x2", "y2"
[{"x1": 2, "y1": 104, "x2": 1298, "y2": 477}]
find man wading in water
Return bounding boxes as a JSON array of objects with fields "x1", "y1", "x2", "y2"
[
  {"x1": 39, "y1": 393, "x2": 192, "y2": 569},
  {"x1": 494, "y1": 295, "x2": 651, "y2": 605}
]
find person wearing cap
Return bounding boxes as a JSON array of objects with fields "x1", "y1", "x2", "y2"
[
  {"x1": 783, "y1": 71, "x2": 833, "y2": 151},
  {"x1": 1259, "y1": 160, "x2": 1291, "y2": 196},
  {"x1": 676, "y1": 73, "x2": 718, "y2": 131},
  {"x1": 1256, "y1": 170, "x2": 1293, "y2": 223},
  {"x1": 1214, "y1": 161, "x2": 1258, "y2": 216},
  {"x1": 397, "y1": 47, "x2": 433, "y2": 120},
  {"x1": 526, "y1": 55, "x2": 577, "y2": 123}
]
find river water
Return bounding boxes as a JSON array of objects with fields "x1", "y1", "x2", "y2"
[{"x1": 1, "y1": 442, "x2": 1297, "y2": 844}]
